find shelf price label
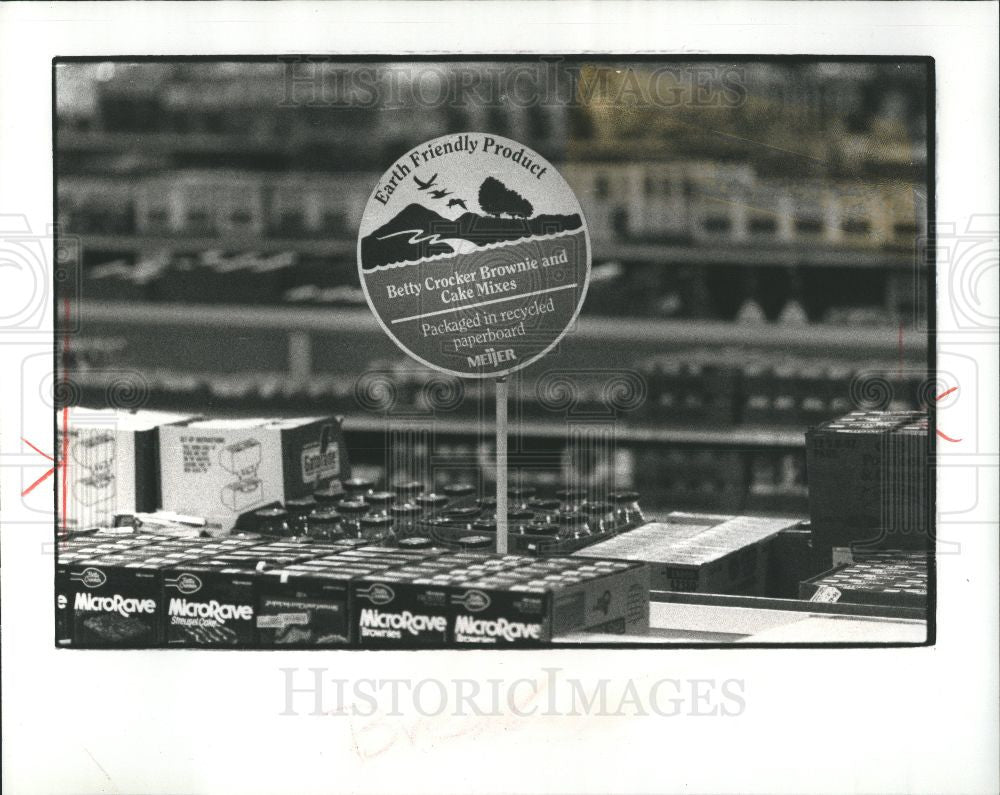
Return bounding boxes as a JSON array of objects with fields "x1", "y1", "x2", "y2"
[{"x1": 357, "y1": 133, "x2": 591, "y2": 379}]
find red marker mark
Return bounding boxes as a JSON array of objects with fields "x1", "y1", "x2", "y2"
[
  {"x1": 21, "y1": 437, "x2": 61, "y2": 496},
  {"x1": 934, "y1": 386, "x2": 961, "y2": 442},
  {"x1": 22, "y1": 465, "x2": 57, "y2": 496},
  {"x1": 21, "y1": 437, "x2": 53, "y2": 461}
]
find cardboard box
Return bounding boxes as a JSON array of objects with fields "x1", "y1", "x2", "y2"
[
  {"x1": 161, "y1": 560, "x2": 260, "y2": 647},
  {"x1": 59, "y1": 408, "x2": 197, "y2": 531},
  {"x1": 806, "y1": 411, "x2": 930, "y2": 553},
  {"x1": 158, "y1": 416, "x2": 349, "y2": 532},
  {"x1": 349, "y1": 553, "x2": 650, "y2": 647},
  {"x1": 574, "y1": 512, "x2": 800, "y2": 595},
  {"x1": 56, "y1": 540, "x2": 214, "y2": 647},
  {"x1": 451, "y1": 557, "x2": 650, "y2": 645},
  {"x1": 256, "y1": 563, "x2": 374, "y2": 647},
  {"x1": 351, "y1": 572, "x2": 453, "y2": 648}
]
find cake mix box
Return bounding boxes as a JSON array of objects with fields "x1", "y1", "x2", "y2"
[
  {"x1": 574, "y1": 512, "x2": 800, "y2": 595},
  {"x1": 256, "y1": 544, "x2": 450, "y2": 646},
  {"x1": 161, "y1": 559, "x2": 260, "y2": 647},
  {"x1": 257, "y1": 560, "x2": 389, "y2": 647},
  {"x1": 348, "y1": 552, "x2": 650, "y2": 647},
  {"x1": 56, "y1": 539, "x2": 215, "y2": 647},
  {"x1": 160, "y1": 541, "x2": 333, "y2": 647},
  {"x1": 448, "y1": 557, "x2": 651, "y2": 645},
  {"x1": 58, "y1": 407, "x2": 198, "y2": 532},
  {"x1": 350, "y1": 571, "x2": 453, "y2": 648},
  {"x1": 158, "y1": 416, "x2": 349, "y2": 532}
]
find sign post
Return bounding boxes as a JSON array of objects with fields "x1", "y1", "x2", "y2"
[
  {"x1": 357, "y1": 133, "x2": 591, "y2": 553},
  {"x1": 495, "y1": 376, "x2": 508, "y2": 553}
]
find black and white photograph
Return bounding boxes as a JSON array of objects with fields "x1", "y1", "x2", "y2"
[
  {"x1": 52, "y1": 56, "x2": 936, "y2": 647},
  {"x1": 0, "y1": 3, "x2": 997, "y2": 794}
]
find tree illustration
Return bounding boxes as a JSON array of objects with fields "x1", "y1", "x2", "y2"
[{"x1": 478, "y1": 177, "x2": 533, "y2": 218}]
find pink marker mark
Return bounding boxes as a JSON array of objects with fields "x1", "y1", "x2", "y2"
[
  {"x1": 934, "y1": 386, "x2": 961, "y2": 442},
  {"x1": 21, "y1": 437, "x2": 61, "y2": 496}
]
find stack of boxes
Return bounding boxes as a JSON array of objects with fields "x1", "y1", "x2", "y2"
[
  {"x1": 157, "y1": 415, "x2": 349, "y2": 533},
  {"x1": 573, "y1": 512, "x2": 801, "y2": 596},
  {"x1": 56, "y1": 534, "x2": 650, "y2": 648},
  {"x1": 802, "y1": 409, "x2": 931, "y2": 611},
  {"x1": 806, "y1": 410, "x2": 930, "y2": 557},
  {"x1": 59, "y1": 408, "x2": 199, "y2": 533}
]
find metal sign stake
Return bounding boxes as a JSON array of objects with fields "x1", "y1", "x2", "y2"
[{"x1": 495, "y1": 376, "x2": 508, "y2": 554}]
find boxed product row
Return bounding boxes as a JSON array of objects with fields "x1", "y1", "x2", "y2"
[
  {"x1": 68, "y1": 354, "x2": 926, "y2": 434},
  {"x1": 80, "y1": 251, "x2": 366, "y2": 307},
  {"x1": 639, "y1": 352, "x2": 925, "y2": 427},
  {"x1": 575, "y1": 512, "x2": 803, "y2": 596},
  {"x1": 60, "y1": 159, "x2": 924, "y2": 251},
  {"x1": 56, "y1": 534, "x2": 650, "y2": 648},
  {"x1": 799, "y1": 550, "x2": 928, "y2": 609}
]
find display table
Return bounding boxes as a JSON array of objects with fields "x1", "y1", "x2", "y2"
[{"x1": 554, "y1": 591, "x2": 927, "y2": 644}]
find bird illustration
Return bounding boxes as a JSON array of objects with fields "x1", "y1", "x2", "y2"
[
  {"x1": 429, "y1": 189, "x2": 452, "y2": 199},
  {"x1": 447, "y1": 198, "x2": 468, "y2": 210},
  {"x1": 413, "y1": 173, "x2": 438, "y2": 190}
]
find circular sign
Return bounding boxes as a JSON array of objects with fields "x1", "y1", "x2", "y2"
[{"x1": 357, "y1": 133, "x2": 591, "y2": 379}]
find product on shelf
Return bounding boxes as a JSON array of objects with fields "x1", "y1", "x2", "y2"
[
  {"x1": 58, "y1": 531, "x2": 650, "y2": 648},
  {"x1": 58, "y1": 407, "x2": 199, "y2": 533},
  {"x1": 806, "y1": 410, "x2": 930, "y2": 553},
  {"x1": 351, "y1": 552, "x2": 650, "y2": 647},
  {"x1": 573, "y1": 511, "x2": 802, "y2": 596},
  {"x1": 55, "y1": 535, "x2": 257, "y2": 647},
  {"x1": 798, "y1": 550, "x2": 928, "y2": 609},
  {"x1": 633, "y1": 445, "x2": 746, "y2": 512},
  {"x1": 158, "y1": 416, "x2": 349, "y2": 533}
]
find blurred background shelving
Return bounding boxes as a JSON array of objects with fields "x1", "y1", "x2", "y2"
[{"x1": 56, "y1": 59, "x2": 931, "y2": 516}]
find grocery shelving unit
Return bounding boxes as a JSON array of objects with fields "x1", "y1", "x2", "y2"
[
  {"x1": 76, "y1": 299, "x2": 926, "y2": 379},
  {"x1": 76, "y1": 233, "x2": 919, "y2": 269},
  {"x1": 58, "y1": 60, "x2": 930, "y2": 517}
]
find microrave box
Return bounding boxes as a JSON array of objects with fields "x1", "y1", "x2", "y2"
[
  {"x1": 161, "y1": 560, "x2": 260, "y2": 647},
  {"x1": 450, "y1": 559, "x2": 650, "y2": 645},
  {"x1": 351, "y1": 574, "x2": 452, "y2": 648},
  {"x1": 349, "y1": 554, "x2": 651, "y2": 647},
  {"x1": 56, "y1": 543, "x2": 212, "y2": 648}
]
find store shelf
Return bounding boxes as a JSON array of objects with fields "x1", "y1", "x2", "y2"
[
  {"x1": 76, "y1": 233, "x2": 918, "y2": 270},
  {"x1": 591, "y1": 240, "x2": 919, "y2": 269},
  {"x1": 57, "y1": 129, "x2": 352, "y2": 155},
  {"x1": 340, "y1": 413, "x2": 805, "y2": 448},
  {"x1": 77, "y1": 300, "x2": 927, "y2": 355},
  {"x1": 77, "y1": 234, "x2": 356, "y2": 258}
]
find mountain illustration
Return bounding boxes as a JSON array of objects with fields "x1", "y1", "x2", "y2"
[{"x1": 361, "y1": 200, "x2": 583, "y2": 270}]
